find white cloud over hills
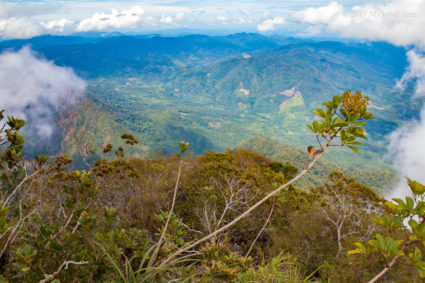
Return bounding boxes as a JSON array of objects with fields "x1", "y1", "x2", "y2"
[
  {"x1": 292, "y1": 0, "x2": 425, "y2": 47},
  {"x1": 257, "y1": 17, "x2": 284, "y2": 32},
  {"x1": 77, "y1": 6, "x2": 145, "y2": 32},
  {"x1": 0, "y1": 47, "x2": 85, "y2": 138}
]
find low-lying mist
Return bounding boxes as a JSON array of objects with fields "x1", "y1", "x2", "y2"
[
  {"x1": 388, "y1": 50, "x2": 425, "y2": 198},
  {"x1": 0, "y1": 47, "x2": 85, "y2": 154}
]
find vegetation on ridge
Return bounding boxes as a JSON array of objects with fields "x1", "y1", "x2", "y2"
[{"x1": 1, "y1": 91, "x2": 424, "y2": 282}]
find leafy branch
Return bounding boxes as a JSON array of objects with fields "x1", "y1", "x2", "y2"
[{"x1": 349, "y1": 178, "x2": 425, "y2": 282}]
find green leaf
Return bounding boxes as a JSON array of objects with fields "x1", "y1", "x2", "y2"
[
  {"x1": 348, "y1": 242, "x2": 366, "y2": 255},
  {"x1": 354, "y1": 121, "x2": 367, "y2": 126},
  {"x1": 407, "y1": 177, "x2": 425, "y2": 195},
  {"x1": 179, "y1": 141, "x2": 190, "y2": 153},
  {"x1": 360, "y1": 104, "x2": 367, "y2": 115},
  {"x1": 347, "y1": 141, "x2": 363, "y2": 146},
  {"x1": 406, "y1": 197, "x2": 415, "y2": 211},
  {"x1": 369, "y1": 234, "x2": 404, "y2": 257},
  {"x1": 312, "y1": 109, "x2": 326, "y2": 118},
  {"x1": 417, "y1": 265, "x2": 425, "y2": 278},
  {"x1": 332, "y1": 95, "x2": 342, "y2": 107},
  {"x1": 347, "y1": 146, "x2": 359, "y2": 154},
  {"x1": 322, "y1": 102, "x2": 333, "y2": 108},
  {"x1": 334, "y1": 122, "x2": 348, "y2": 128},
  {"x1": 409, "y1": 247, "x2": 422, "y2": 263},
  {"x1": 409, "y1": 219, "x2": 419, "y2": 230}
]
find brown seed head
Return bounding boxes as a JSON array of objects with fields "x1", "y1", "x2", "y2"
[{"x1": 307, "y1": 146, "x2": 315, "y2": 156}]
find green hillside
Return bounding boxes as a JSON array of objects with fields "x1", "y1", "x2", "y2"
[
  {"x1": 1, "y1": 34, "x2": 418, "y2": 191},
  {"x1": 237, "y1": 136, "x2": 397, "y2": 192},
  {"x1": 78, "y1": 39, "x2": 414, "y2": 173}
]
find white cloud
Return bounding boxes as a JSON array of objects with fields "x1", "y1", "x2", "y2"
[
  {"x1": 397, "y1": 50, "x2": 425, "y2": 97},
  {"x1": 76, "y1": 6, "x2": 145, "y2": 32},
  {"x1": 388, "y1": 107, "x2": 425, "y2": 198},
  {"x1": 216, "y1": 15, "x2": 231, "y2": 23},
  {"x1": 175, "y1": 12, "x2": 185, "y2": 21},
  {"x1": 388, "y1": 50, "x2": 425, "y2": 198},
  {"x1": 257, "y1": 17, "x2": 284, "y2": 32},
  {"x1": 293, "y1": 1, "x2": 343, "y2": 25},
  {"x1": 0, "y1": 47, "x2": 85, "y2": 138},
  {"x1": 293, "y1": 0, "x2": 425, "y2": 48},
  {"x1": 160, "y1": 15, "x2": 173, "y2": 24},
  {"x1": 0, "y1": 17, "x2": 43, "y2": 39},
  {"x1": 41, "y1": 18, "x2": 74, "y2": 33}
]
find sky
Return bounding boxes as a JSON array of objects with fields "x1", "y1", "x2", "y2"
[
  {"x1": 0, "y1": 0, "x2": 423, "y2": 47},
  {"x1": 1, "y1": 0, "x2": 419, "y2": 40}
]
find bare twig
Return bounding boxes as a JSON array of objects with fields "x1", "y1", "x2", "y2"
[
  {"x1": 245, "y1": 200, "x2": 275, "y2": 258},
  {"x1": 150, "y1": 159, "x2": 183, "y2": 266},
  {"x1": 39, "y1": 260, "x2": 89, "y2": 283},
  {"x1": 2, "y1": 166, "x2": 44, "y2": 208},
  {"x1": 368, "y1": 240, "x2": 418, "y2": 283},
  {"x1": 72, "y1": 215, "x2": 81, "y2": 234},
  {"x1": 316, "y1": 135, "x2": 323, "y2": 149},
  {"x1": 322, "y1": 207, "x2": 349, "y2": 257},
  {"x1": 0, "y1": 208, "x2": 36, "y2": 258}
]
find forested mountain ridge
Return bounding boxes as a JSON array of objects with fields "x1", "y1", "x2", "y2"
[{"x1": 0, "y1": 33, "x2": 418, "y2": 188}]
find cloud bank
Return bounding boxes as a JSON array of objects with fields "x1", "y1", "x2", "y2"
[
  {"x1": 388, "y1": 50, "x2": 425, "y2": 197},
  {"x1": 0, "y1": 47, "x2": 85, "y2": 140},
  {"x1": 257, "y1": 17, "x2": 284, "y2": 32},
  {"x1": 0, "y1": 17, "x2": 44, "y2": 39},
  {"x1": 0, "y1": 4, "x2": 176, "y2": 39},
  {"x1": 388, "y1": 107, "x2": 425, "y2": 198},
  {"x1": 292, "y1": 0, "x2": 425, "y2": 47},
  {"x1": 0, "y1": 2, "x2": 285, "y2": 39},
  {"x1": 397, "y1": 50, "x2": 425, "y2": 97},
  {"x1": 76, "y1": 6, "x2": 145, "y2": 32}
]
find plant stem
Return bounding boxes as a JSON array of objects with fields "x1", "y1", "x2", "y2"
[
  {"x1": 39, "y1": 260, "x2": 88, "y2": 283},
  {"x1": 245, "y1": 200, "x2": 275, "y2": 258},
  {"x1": 3, "y1": 167, "x2": 43, "y2": 208},
  {"x1": 149, "y1": 159, "x2": 183, "y2": 266},
  {"x1": 368, "y1": 255, "x2": 401, "y2": 283},
  {"x1": 368, "y1": 240, "x2": 416, "y2": 283}
]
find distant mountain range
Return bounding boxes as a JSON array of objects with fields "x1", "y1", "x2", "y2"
[{"x1": 1, "y1": 33, "x2": 421, "y2": 189}]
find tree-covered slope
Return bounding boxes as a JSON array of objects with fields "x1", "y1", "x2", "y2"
[
  {"x1": 237, "y1": 136, "x2": 397, "y2": 192},
  {"x1": 1, "y1": 33, "x2": 418, "y2": 188},
  {"x1": 71, "y1": 36, "x2": 413, "y2": 172}
]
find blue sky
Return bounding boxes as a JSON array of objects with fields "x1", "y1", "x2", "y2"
[{"x1": 0, "y1": 0, "x2": 424, "y2": 48}]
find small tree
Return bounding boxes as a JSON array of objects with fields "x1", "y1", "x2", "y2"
[{"x1": 349, "y1": 178, "x2": 425, "y2": 282}]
